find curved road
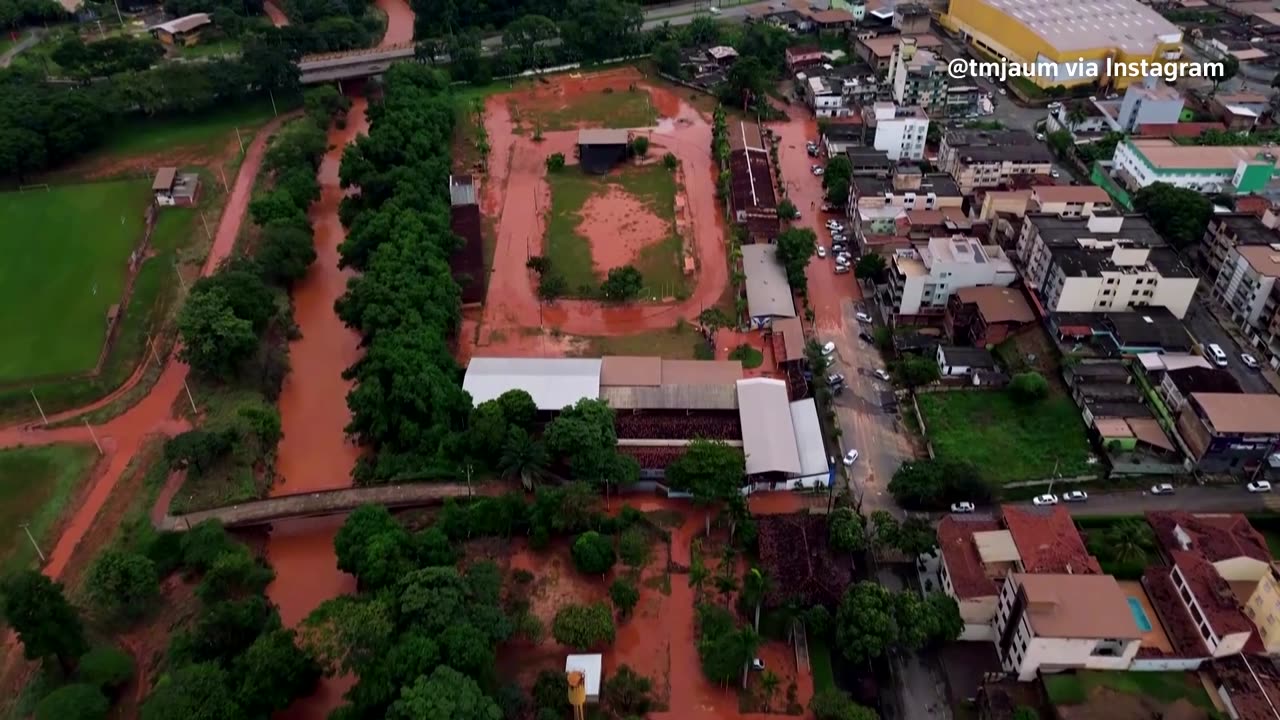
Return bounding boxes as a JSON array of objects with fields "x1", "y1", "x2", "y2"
[{"x1": 264, "y1": 1, "x2": 289, "y2": 27}]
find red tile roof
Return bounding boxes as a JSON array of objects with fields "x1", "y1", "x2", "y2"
[
  {"x1": 1213, "y1": 655, "x2": 1280, "y2": 720},
  {"x1": 937, "y1": 514, "x2": 1003, "y2": 599},
  {"x1": 1142, "y1": 566, "x2": 1210, "y2": 658},
  {"x1": 1171, "y1": 550, "x2": 1259, "y2": 643},
  {"x1": 1000, "y1": 505, "x2": 1101, "y2": 575},
  {"x1": 1135, "y1": 122, "x2": 1226, "y2": 138},
  {"x1": 1147, "y1": 511, "x2": 1272, "y2": 564}
]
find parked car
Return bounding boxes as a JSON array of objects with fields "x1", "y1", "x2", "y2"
[
  {"x1": 1050, "y1": 169, "x2": 1061, "y2": 178},
  {"x1": 817, "y1": 246, "x2": 826, "y2": 258},
  {"x1": 807, "y1": 145, "x2": 820, "y2": 157},
  {"x1": 1032, "y1": 493, "x2": 1059, "y2": 506},
  {"x1": 1062, "y1": 490, "x2": 1088, "y2": 502},
  {"x1": 856, "y1": 311, "x2": 873, "y2": 323},
  {"x1": 1035, "y1": 132, "x2": 1045, "y2": 141},
  {"x1": 821, "y1": 341, "x2": 836, "y2": 356},
  {"x1": 843, "y1": 449, "x2": 860, "y2": 466},
  {"x1": 828, "y1": 373, "x2": 846, "y2": 386},
  {"x1": 859, "y1": 331, "x2": 875, "y2": 343},
  {"x1": 1151, "y1": 483, "x2": 1175, "y2": 495},
  {"x1": 950, "y1": 502, "x2": 976, "y2": 513},
  {"x1": 1248, "y1": 481, "x2": 1273, "y2": 493},
  {"x1": 750, "y1": 658, "x2": 765, "y2": 671},
  {"x1": 874, "y1": 368, "x2": 891, "y2": 381},
  {"x1": 834, "y1": 265, "x2": 851, "y2": 274},
  {"x1": 1205, "y1": 343, "x2": 1229, "y2": 367},
  {"x1": 1242, "y1": 353, "x2": 1260, "y2": 369},
  {"x1": 825, "y1": 220, "x2": 842, "y2": 229},
  {"x1": 811, "y1": 165, "x2": 824, "y2": 176}
]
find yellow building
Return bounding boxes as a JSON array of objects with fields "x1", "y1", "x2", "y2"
[
  {"x1": 943, "y1": 0, "x2": 1184, "y2": 89},
  {"x1": 1245, "y1": 568, "x2": 1280, "y2": 654}
]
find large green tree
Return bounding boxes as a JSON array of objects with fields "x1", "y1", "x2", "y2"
[
  {"x1": 84, "y1": 549, "x2": 160, "y2": 622},
  {"x1": 1133, "y1": 182, "x2": 1212, "y2": 251},
  {"x1": 552, "y1": 602, "x2": 616, "y2": 650},
  {"x1": 835, "y1": 582, "x2": 899, "y2": 663},
  {"x1": 665, "y1": 439, "x2": 745, "y2": 536},
  {"x1": 177, "y1": 287, "x2": 259, "y2": 380},
  {"x1": 888, "y1": 458, "x2": 991, "y2": 510},
  {"x1": 33, "y1": 683, "x2": 109, "y2": 720},
  {"x1": 0, "y1": 570, "x2": 88, "y2": 675},
  {"x1": 774, "y1": 227, "x2": 818, "y2": 291},
  {"x1": 232, "y1": 628, "x2": 320, "y2": 717},
  {"x1": 388, "y1": 666, "x2": 501, "y2": 720},
  {"x1": 140, "y1": 662, "x2": 243, "y2": 720},
  {"x1": 822, "y1": 155, "x2": 853, "y2": 205}
]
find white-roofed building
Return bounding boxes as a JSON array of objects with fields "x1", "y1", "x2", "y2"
[
  {"x1": 787, "y1": 398, "x2": 831, "y2": 489},
  {"x1": 565, "y1": 653, "x2": 602, "y2": 703},
  {"x1": 736, "y1": 378, "x2": 801, "y2": 476},
  {"x1": 463, "y1": 357, "x2": 602, "y2": 411},
  {"x1": 741, "y1": 245, "x2": 797, "y2": 329}
]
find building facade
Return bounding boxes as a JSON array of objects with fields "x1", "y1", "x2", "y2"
[
  {"x1": 888, "y1": 235, "x2": 1017, "y2": 315},
  {"x1": 938, "y1": 129, "x2": 1053, "y2": 194},
  {"x1": 866, "y1": 102, "x2": 929, "y2": 161},
  {"x1": 1112, "y1": 139, "x2": 1280, "y2": 194},
  {"x1": 1174, "y1": 392, "x2": 1280, "y2": 473},
  {"x1": 888, "y1": 38, "x2": 948, "y2": 114}
]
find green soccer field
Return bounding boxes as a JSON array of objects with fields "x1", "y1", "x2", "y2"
[{"x1": 0, "y1": 180, "x2": 152, "y2": 383}]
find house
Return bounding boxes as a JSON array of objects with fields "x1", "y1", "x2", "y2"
[
  {"x1": 864, "y1": 102, "x2": 929, "y2": 162},
  {"x1": 855, "y1": 32, "x2": 943, "y2": 72},
  {"x1": 976, "y1": 190, "x2": 1033, "y2": 220},
  {"x1": 565, "y1": 654, "x2": 602, "y2": 704},
  {"x1": 742, "y1": 245, "x2": 796, "y2": 329},
  {"x1": 1016, "y1": 213, "x2": 1198, "y2": 319},
  {"x1": 943, "y1": 84, "x2": 984, "y2": 118},
  {"x1": 1202, "y1": 213, "x2": 1278, "y2": 280},
  {"x1": 149, "y1": 13, "x2": 211, "y2": 46},
  {"x1": 1175, "y1": 392, "x2": 1280, "y2": 474},
  {"x1": 1029, "y1": 185, "x2": 1112, "y2": 218},
  {"x1": 844, "y1": 147, "x2": 895, "y2": 177},
  {"x1": 887, "y1": 235, "x2": 1017, "y2": 316},
  {"x1": 151, "y1": 167, "x2": 200, "y2": 207},
  {"x1": 937, "y1": 514, "x2": 1019, "y2": 641},
  {"x1": 1001, "y1": 504, "x2": 1102, "y2": 575},
  {"x1": 1091, "y1": 78, "x2": 1186, "y2": 134},
  {"x1": 1157, "y1": 365, "x2": 1241, "y2": 414},
  {"x1": 785, "y1": 45, "x2": 826, "y2": 72},
  {"x1": 449, "y1": 175, "x2": 485, "y2": 305},
  {"x1": 893, "y1": 3, "x2": 931, "y2": 32},
  {"x1": 821, "y1": 118, "x2": 865, "y2": 156},
  {"x1": 944, "y1": 286, "x2": 1036, "y2": 347},
  {"x1": 727, "y1": 121, "x2": 779, "y2": 242},
  {"x1": 577, "y1": 129, "x2": 630, "y2": 174},
  {"x1": 936, "y1": 345, "x2": 997, "y2": 376},
  {"x1": 1111, "y1": 139, "x2": 1280, "y2": 194},
  {"x1": 804, "y1": 75, "x2": 854, "y2": 118},
  {"x1": 1050, "y1": 309, "x2": 1194, "y2": 356},
  {"x1": 995, "y1": 573, "x2": 1142, "y2": 681},
  {"x1": 938, "y1": 129, "x2": 1054, "y2": 195}
]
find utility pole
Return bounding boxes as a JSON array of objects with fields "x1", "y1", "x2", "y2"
[
  {"x1": 183, "y1": 380, "x2": 198, "y2": 415},
  {"x1": 269, "y1": 89, "x2": 278, "y2": 116},
  {"x1": 85, "y1": 420, "x2": 103, "y2": 455},
  {"x1": 19, "y1": 524, "x2": 45, "y2": 563},
  {"x1": 112, "y1": 0, "x2": 123, "y2": 25},
  {"x1": 235, "y1": 126, "x2": 245, "y2": 155},
  {"x1": 30, "y1": 390, "x2": 48, "y2": 426},
  {"x1": 218, "y1": 165, "x2": 230, "y2": 192},
  {"x1": 174, "y1": 262, "x2": 188, "y2": 293},
  {"x1": 199, "y1": 210, "x2": 212, "y2": 240},
  {"x1": 466, "y1": 463, "x2": 473, "y2": 499}
]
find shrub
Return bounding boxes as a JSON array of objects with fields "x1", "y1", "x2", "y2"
[
  {"x1": 618, "y1": 527, "x2": 650, "y2": 569},
  {"x1": 602, "y1": 664, "x2": 652, "y2": 716},
  {"x1": 77, "y1": 645, "x2": 135, "y2": 691},
  {"x1": 662, "y1": 152, "x2": 677, "y2": 170},
  {"x1": 552, "y1": 602, "x2": 616, "y2": 649},
  {"x1": 572, "y1": 531, "x2": 616, "y2": 575},
  {"x1": 609, "y1": 578, "x2": 640, "y2": 618},
  {"x1": 631, "y1": 136, "x2": 650, "y2": 156},
  {"x1": 34, "y1": 684, "x2": 109, "y2": 720},
  {"x1": 84, "y1": 549, "x2": 159, "y2": 622},
  {"x1": 546, "y1": 152, "x2": 566, "y2": 172},
  {"x1": 1010, "y1": 371, "x2": 1049, "y2": 403}
]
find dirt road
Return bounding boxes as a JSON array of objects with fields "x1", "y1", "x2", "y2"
[
  {"x1": 376, "y1": 0, "x2": 415, "y2": 47},
  {"x1": 264, "y1": 1, "x2": 289, "y2": 26}
]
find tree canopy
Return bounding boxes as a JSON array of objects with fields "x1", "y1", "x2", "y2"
[
  {"x1": 0, "y1": 570, "x2": 88, "y2": 675},
  {"x1": 774, "y1": 227, "x2": 817, "y2": 291},
  {"x1": 888, "y1": 458, "x2": 991, "y2": 510},
  {"x1": 1133, "y1": 182, "x2": 1212, "y2": 251}
]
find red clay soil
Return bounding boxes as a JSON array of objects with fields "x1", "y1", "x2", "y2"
[
  {"x1": 375, "y1": 0, "x2": 414, "y2": 47},
  {"x1": 463, "y1": 66, "x2": 729, "y2": 357},
  {"x1": 580, "y1": 186, "x2": 671, "y2": 274},
  {"x1": 264, "y1": 1, "x2": 289, "y2": 26}
]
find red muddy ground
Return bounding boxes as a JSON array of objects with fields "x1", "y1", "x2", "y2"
[
  {"x1": 264, "y1": 1, "x2": 289, "y2": 26},
  {"x1": 580, "y1": 186, "x2": 671, "y2": 273},
  {"x1": 375, "y1": 0, "x2": 414, "y2": 47},
  {"x1": 464, "y1": 67, "x2": 729, "y2": 358}
]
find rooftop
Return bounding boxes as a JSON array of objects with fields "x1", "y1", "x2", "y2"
[
  {"x1": 449, "y1": 174, "x2": 476, "y2": 206},
  {"x1": 1102, "y1": 309, "x2": 1194, "y2": 350},
  {"x1": 945, "y1": 129, "x2": 1054, "y2": 164},
  {"x1": 742, "y1": 245, "x2": 796, "y2": 319},
  {"x1": 1126, "y1": 138, "x2": 1280, "y2": 171},
  {"x1": 937, "y1": 514, "x2": 1005, "y2": 599},
  {"x1": 955, "y1": 286, "x2": 1035, "y2": 324},
  {"x1": 1237, "y1": 244, "x2": 1280, "y2": 277},
  {"x1": 728, "y1": 150, "x2": 777, "y2": 214},
  {"x1": 1171, "y1": 549, "x2": 1259, "y2": 640},
  {"x1": 578, "y1": 128, "x2": 630, "y2": 146},
  {"x1": 1167, "y1": 366, "x2": 1243, "y2": 396},
  {"x1": 858, "y1": 32, "x2": 942, "y2": 58},
  {"x1": 977, "y1": 0, "x2": 1181, "y2": 54},
  {"x1": 1211, "y1": 213, "x2": 1278, "y2": 246},
  {"x1": 151, "y1": 12, "x2": 211, "y2": 34},
  {"x1": 463, "y1": 358, "x2": 602, "y2": 411},
  {"x1": 728, "y1": 120, "x2": 768, "y2": 153},
  {"x1": 1027, "y1": 212, "x2": 1165, "y2": 249},
  {"x1": 1148, "y1": 511, "x2": 1272, "y2": 564},
  {"x1": 152, "y1": 167, "x2": 177, "y2": 191},
  {"x1": 598, "y1": 357, "x2": 744, "y2": 387},
  {"x1": 1031, "y1": 184, "x2": 1112, "y2": 206},
  {"x1": 1001, "y1": 505, "x2": 1102, "y2": 575},
  {"x1": 737, "y1": 379, "x2": 801, "y2": 475},
  {"x1": 1014, "y1": 573, "x2": 1142, "y2": 640},
  {"x1": 939, "y1": 345, "x2": 997, "y2": 369},
  {"x1": 565, "y1": 654, "x2": 602, "y2": 698},
  {"x1": 1191, "y1": 392, "x2": 1280, "y2": 434}
]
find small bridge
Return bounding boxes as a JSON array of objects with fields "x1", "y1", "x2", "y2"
[
  {"x1": 298, "y1": 42, "x2": 417, "y2": 84},
  {"x1": 159, "y1": 481, "x2": 482, "y2": 531}
]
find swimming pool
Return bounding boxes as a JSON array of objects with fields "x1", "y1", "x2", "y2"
[{"x1": 1127, "y1": 596, "x2": 1153, "y2": 632}]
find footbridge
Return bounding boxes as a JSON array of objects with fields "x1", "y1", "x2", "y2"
[
  {"x1": 159, "y1": 481, "x2": 487, "y2": 531},
  {"x1": 298, "y1": 42, "x2": 417, "y2": 84}
]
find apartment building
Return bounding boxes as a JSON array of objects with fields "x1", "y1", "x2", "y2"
[
  {"x1": 1213, "y1": 245, "x2": 1280, "y2": 341},
  {"x1": 864, "y1": 102, "x2": 929, "y2": 161},
  {"x1": 1112, "y1": 79, "x2": 1185, "y2": 133},
  {"x1": 938, "y1": 129, "x2": 1054, "y2": 194},
  {"x1": 995, "y1": 573, "x2": 1142, "y2": 681},
  {"x1": 1029, "y1": 185, "x2": 1112, "y2": 218},
  {"x1": 888, "y1": 235, "x2": 1017, "y2": 314},
  {"x1": 1016, "y1": 213, "x2": 1198, "y2": 319},
  {"x1": 1201, "y1": 213, "x2": 1277, "y2": 280},
  {"x1": 1112, "y1": 139, "x2": 1280, "y2": 194},
  {"x1": 848, "y1": 168, "x2": 963, "y2": 238},
  {"x1": 888, "y1": 38, "x2": 948, "y2": 114},
  {"x1": 1175, "y1": 392, "x2": 1280, "y2": 474},
  {"x1": 805, "y1": 75, "x2": 853, "y2": 118}
]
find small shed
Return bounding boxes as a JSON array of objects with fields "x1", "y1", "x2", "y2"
[
  {"x1": 565, "y1": 654, "x2": 602, "y2": 703},
  {"x1": 577, "y1": 129, "x2": 630, "y2": 175},
  {"x1": 153, "y1": 167, "x2": 201, "y2": 207},
  {"x1": 149, "y1": 13, "x2": 211, "y2": 46}
]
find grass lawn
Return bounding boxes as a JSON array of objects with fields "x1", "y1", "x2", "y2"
[
  {"x1": 545, "y1": 163, "x2": 686, "y2": 298},
  {"x1": 809, "y1": 635, "x2": 836, "y2": 693},
  {"x1": 175, "y1": 37, "x2": 242, "y2": 58},
  {"x1": 0, "y1": 179, "x2": 152, "y2": 383},
  {"x1": 1045, "y1": 671, "x2": 1216, "y2": 710},
  {"x1": 95, "y1": 98, "x2": 281, "y2": 160},
  {"x1": 916, "y1": 390, "x2": 1092, "y2": 485},
  {"x1": 517, "y1": 87, "x2": 657, "y2": 132},
  {"x1": 729, "y1": 343, "x2": 764, "y2": 369},
  {"x1": 579, "y1": 323, "x2": 705, "y2": 359},
  {"x1": 0, "y1": 445, "x2": 99, "y2": 573}
]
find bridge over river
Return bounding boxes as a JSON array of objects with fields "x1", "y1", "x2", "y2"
[{"x1": 297, "y1": 42, "x2": 417, "y2": 84}]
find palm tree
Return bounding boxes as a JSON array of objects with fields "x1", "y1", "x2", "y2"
[
  {"x1": 742, "y1": 567, "x2": 772, "y2": 632},
  {"x1": 498, "y1": 427, "x2": 547, "y2": 491},
  {"x1": 759, "y1": 670, "x2": 781, "y2": 712},
  {"x1": 1103, "y1": 520, "x2": 1155, "y2": 565},
  {"x1": 1067, "y1": 102, "x2": 1088, "y2": 130},
  {"x1": 689, "y1": 539, "x2": 709, "y2": 595}
]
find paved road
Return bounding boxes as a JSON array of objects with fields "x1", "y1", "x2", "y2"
[
  {"x1": 1004, "y1": 484, "x2": 1280, "y2": 515},
  {"x1": 0, "y1": 28, "x2": 42, "y2": 68},
  {"x1": 1184, "y1": 295, "x2": 1278, "y2": 394}
]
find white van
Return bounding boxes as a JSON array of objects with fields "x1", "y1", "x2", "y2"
[{"x1": 1205, "y1": 343, "x2": 1229, "y2": 367}]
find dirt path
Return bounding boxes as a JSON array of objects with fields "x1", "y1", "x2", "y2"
[
  {"x1": 467, "y1": 68, "x2": 729, "y2": 356},
  {"x1": 375, "y1": 0, "x2": 414, "y2": 47},
  {"x1": 264, "y1": 0, "x2": 289, "y2": 27}
]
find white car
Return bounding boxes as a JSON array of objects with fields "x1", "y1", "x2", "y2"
[
  {"x1": 1151, "y1": 483, "x2": 1175, "y2": 496},
  {"x1": 1032, "y1": 493, "x2": 1059, "y2": 506},
  {"x1": 817, "y1": 246, "x2": 826, "y2": 258},
  {"x1": 997, "y1": 88, "x2": 1006, "y2": 95},
  {"x1": 821, "y1": 341, "x2": 836, "y2": 356},
  {"x1": 843, "y1": 449, "x2": 860, "y2": 466},
  {"x1": 1062, "y1": 490, "x2": 1088, "y2": 503},
  {"x1": 708, "y1": 5, "x2": 720, "y2": 12},
  {"x1": 1050, "y1": 169, "x2": 1061, "y2": 178},
  {"x1": 751, "y1": 658, "x2": 765, "y2": 671},
  {"x1": 826, "y1": 220, "x2": 842, "y2": 230},
  {"x1": 834, "y1": 265, "x2": 851, "y2": 275},
  {"x1": 856, "y1": 311, "x2": 873, "y2": 323},
  {"x1": 1242, "y1": 353, "x2": 1260, "y2": 369},
  {"x1": 950, "y1": 502, "x2": 976, "y2": 513},
  {"x1": 874, "y1": 368, "x2": 891, "y2": 381},
  {"x1": 811, "y1": 165, "x2": 824, "y2": 176},
  {"x1": 1249, "y1": 481, "x2": 1273, "y2": 493}
]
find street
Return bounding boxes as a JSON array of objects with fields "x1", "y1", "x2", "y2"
[
  {"x1": 1007, "y1": 483, "x2": 1280, "y2": 515},
  {"x1": 1184, "y1": 296, "x2": 1278, "y2": 394}
]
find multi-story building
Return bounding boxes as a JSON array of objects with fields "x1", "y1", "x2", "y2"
[
  {"x1": 804, "y1": 75, "x2": 854, "y2": 118},
  {"x1": 888, "y1": 38, "x2": 948, "y2": 114},
  {"x1": 1212, "y1": 245, "x2": 1280, "y2": 347},
  {"x1": 1113, "y1": 78, "x2": 1185, "y2": 133},
  {"x1": 864, "y1": 102, "x2": 929, "y2": 161},
  {"x1": 854, "y1": 32, "x2": 944, "y2": 73},
  {"x1": 893, "y1": 3, "x2": 931, "y2": 33},
  {"x1": 888, "y1": 235, "x2": 1017, "y2": 315},
  {"x1": 994, "y1": 573, "x2": 1142, "y2": 681},
  {"x1": 942, "y1": 0, "x2": 1183, "y2": 90},
  {"x1": 1200, "y1": 213, "x2": 1276, "y2": 279},
  {"x1": 1016, "y1": 213, "x2": 1199, "y2": 319},
  {"x1": 1175, "y1": 392, "x2": 1280, "y2": 473},
  {"x1": 938, "y1": 129, "x2": 1053, "y2": 194},
  {"x1": 1029, "y1": 184, "x2": 1112, "y2": 217},
  {"x1": 849, "y1": 168, "x2": 963, "y2": 240},
  {"x1": 944, "y1": 286, "x2": 1036, "y2": 346},
  {"x1": 1112, "y1": 139, "x2": 1280, "y2": 194}
]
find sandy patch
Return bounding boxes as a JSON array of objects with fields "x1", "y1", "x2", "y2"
[{"x1": 579, "y1": 187, "x2": 671, "y2": 274}]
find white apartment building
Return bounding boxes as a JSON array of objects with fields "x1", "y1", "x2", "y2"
[
  {"x1": 994, "y1": 573, "x2": 1142, "y2": 681},
  {"x1": 865, "y1": 102, "x2": 929, "y2": 162},
  {"x1": 804, "y1": 75, "x2": 854, "y2": 118},
  {"x1": 888, "y1": 235, "x2": 1017, "y2": 315},
  {"x1": 1017, "y1": 213, "x2": 1199, "y2": 319},
  {"x1": 1112, "y1": 139, "x2": 1280, "y2": 194},
  {"x1": 1029, "y1": 185, "x2": 1113, "y2": 218},
  {"x1": 938, "y1": 128, "x2": 1054, "y2": 194},
  {"x1": 1213, "y1": 244, "x2": 1280, "y2": 331}
]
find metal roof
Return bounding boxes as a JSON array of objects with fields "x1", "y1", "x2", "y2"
[
  {"x1": 602, "y1": 384, "x2": 739, "y2": 411},
  {"x1": 152, "y1": 167, "x2": 177, "y2": 191},
  {"x1": 463, "y1": 357, "x2": 602, "y2": 411},
  {"x1": 577, "y1": 129, "x2": 630, "y2": 146},
  {"x1": 150, "y1": 12, "x2": 211, "y2": 34},
  {"x1": 788, "y1": 398, "x2": 828, "y2": 479},
  {"x1": 742, "y1": 245, "x2": 796, "y2": 320},
  {"x1": 737, "y1": 379, "x2": 801, "y2": 474}
]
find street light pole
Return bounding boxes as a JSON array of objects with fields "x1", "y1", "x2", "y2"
[{"x1": 19, "y1": 524, "x2": 45, "y2": 563}]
